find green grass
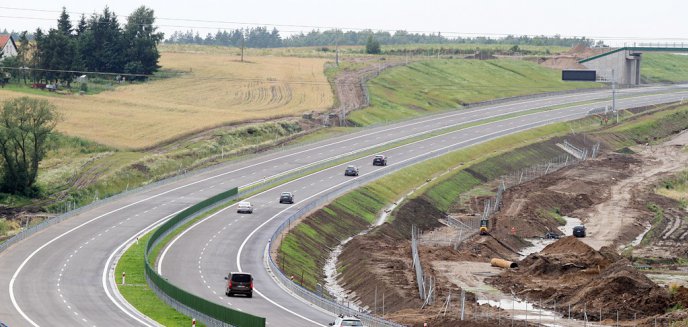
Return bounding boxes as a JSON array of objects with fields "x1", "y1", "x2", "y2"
[
  {"x1": 641, "y1": 53, "x2": 688, "y2": 83},
  {"x1": 379, "y1": 43, "x2": 571, "y2": 55},
  {"x1": 115, "y1": 232, "x2": 206, "y2": 327},
  {"x1": 277, "y1": 116, "x2": 604, "y2": 292},
  {"x1": 348, "y1": 59, "x2": 602, "y2": 126},
  {"x1": 597, "y1": 105, "x2": 688, "y2": 148}
]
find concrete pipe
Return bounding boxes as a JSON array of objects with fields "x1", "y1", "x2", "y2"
[{"x1": 491, "y1": 258, "x2": 518, "y2": 269}]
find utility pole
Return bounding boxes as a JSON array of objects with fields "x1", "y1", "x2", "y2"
[
  {"x1": 612, "y1": 69, "x2": 618, "y2": 123},
  {"x1": 241, "y1": 32, "x2": 245, "y2": 63},
  {"x1": 335, "y1": 29, "x2": 339, "y2": 67}
]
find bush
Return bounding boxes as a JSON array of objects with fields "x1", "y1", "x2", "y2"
[{"x1": 79, "y1": 82, "x2": 88, "y2": 92}]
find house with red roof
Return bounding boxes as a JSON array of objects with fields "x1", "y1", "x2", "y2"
[{"x1": 0, "y1": 34, "x2": 18, "y2": 59}]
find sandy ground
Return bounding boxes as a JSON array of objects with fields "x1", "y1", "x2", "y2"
[{"x1": 582, "y1": 132, "x2": 688, "y2": 250}]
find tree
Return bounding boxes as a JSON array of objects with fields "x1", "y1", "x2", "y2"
[
  {"x1": 0, "y1": 97, "x2": 60, "y2": 196},
  {"x1": 365, "y1": 35, "x2": 380, "y2": 54},
  {"x1": 57, "y1": 7, "x2": 72, "y2": 36},
  {"x1": 122, "y1": 6, "x2": 164, "y2": 78},
  {"x1": 75, "y1": 14, "x2": 87, "y2": 36},
  {"x1": 17, "y1": 31, "x2": 30, "y2": 84}
]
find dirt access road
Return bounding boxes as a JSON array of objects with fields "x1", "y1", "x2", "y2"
[{"x1": 581, "y1": 131, "x2": 688, "y2": 250}]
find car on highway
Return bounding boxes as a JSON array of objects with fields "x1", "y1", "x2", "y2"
[
  {"x1": 237, "y1": 201, "x2": 254, "y2": 214},
  {"x1": 279, "y1": 192, "x2": 295, "y2": 204},
  {"x1": 329, "y1": 316, "x2": 364, "y2": 326},
  {"x1": 344, "y1": 165, "x2": 359, "y2": 176},
  {"x1": 372, "y1": 154, "x2": 388, "y2": 166},
  {"x1": 225, "y1": 272, "x2": 253, "y2": 298},
  {"x1": 573, "y1": 225, "x2": 586, "y2": 238}
]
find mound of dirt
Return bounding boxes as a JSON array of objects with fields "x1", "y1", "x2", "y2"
[{"x1": 488, "y1": 237, "x2": 670, "y2": 319}]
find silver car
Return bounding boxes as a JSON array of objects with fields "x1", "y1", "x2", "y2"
[{"x1": 237, "y1": 201, "x2": 254, "y2": 214}]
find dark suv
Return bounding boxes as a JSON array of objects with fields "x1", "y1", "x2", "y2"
[
  {"x1": 279, "y1": 192, "x2": 294, "y2": 204},
  {"x1": 573, "y1": 225, "x2": 586, "y2": 238},
  {"x1": 344, "y1": 165, "x2": 359, "y2": 176},
  {"x1": 372, "y1": 154, "x2": 388, "y2": 166},
  {"x1": 225, "y1": 272, "x2": 253, "y2": 298}
]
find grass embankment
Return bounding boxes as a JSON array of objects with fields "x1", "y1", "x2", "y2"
[
  {"x1": 115, "y1": 232, "x2": 206, "y2": 326},
  {"x1": 641, "y1": 53, "x2": 688, "y2": 83},
  {"x1": 348, "y1": 59, "x2": 601, "y2": 126},
  {"x1": 114, "y1": 200, "x2": 239, "y2": 326},
  {"x1": 593, "y1": 105, "x2": 688, "y2": 148},
  {"x1": 277, "y1": 117, "x2": 601, "y2": 290},
  {"x1": 279, "y1": 103, "x2": 688, "y2": 293}
]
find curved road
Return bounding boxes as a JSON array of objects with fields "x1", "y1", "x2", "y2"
[{"x1": 0, "y1": 85, "x2": 687, "y2": 326}]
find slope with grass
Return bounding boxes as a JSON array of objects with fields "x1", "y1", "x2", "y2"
[
  {"x1": 641, "y1": 53, "x2": 688, "y2": 83},
  {"x1": 348, "y1": 59, "x2": 602, "y2": 125},
  {"x1": 276, "y1": 117, "x2": 602, "y2": 291}
]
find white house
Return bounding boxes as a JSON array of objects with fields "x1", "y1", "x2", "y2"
[{"x1": 0, "y1": 34, "x2": 18, "y2": 59}]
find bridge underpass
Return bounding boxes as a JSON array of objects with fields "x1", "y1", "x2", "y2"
[{"x1": 579, "y1": 44, "x2": 688, "y2": 85}]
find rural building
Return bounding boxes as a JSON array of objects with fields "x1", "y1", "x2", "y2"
[{"x1": 0, "y1": 34, "x2": 18, "y2": 59}]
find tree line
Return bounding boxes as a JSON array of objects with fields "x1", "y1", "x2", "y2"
[
  {"x1": 1, "y1": 6, "x2": 163, "y2": 85},
  {"x1": 166, "y1": 28, "x2": 598, "y2": 49}
]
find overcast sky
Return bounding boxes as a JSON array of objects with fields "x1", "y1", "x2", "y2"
[{"x1": 1, "y1": 0, "x2": 687, "y2": 46}]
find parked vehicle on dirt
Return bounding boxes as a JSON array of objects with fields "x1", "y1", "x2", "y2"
[
  {"x1": 237, "y1": 201, "x2": 254, "y2": 214},
  {"x1": 544, "y1": 232, "x2": 561, "y2": 239},
  {"x1": 225, "y1": 272, "x2": 253, "y2": 297},
  {"x1": 573, "y1": 225, "x2": 586, "y2": 237},
  {"x1": 279, "y1": 192, "x2": 294, "y2": 204},
  {"x1": 372, "y1": 154, "x2": 388, "y2": 166},
  {"x1": 344, "y1": 165, "x2": 359, "y2": 176},
  {"x1": 329, "y1": 315, "x2": 364, "y2": 327}
]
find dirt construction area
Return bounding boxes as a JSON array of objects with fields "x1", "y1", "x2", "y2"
[{"x1": 335, "y1": 130, "x2": 688, "y2": 326}]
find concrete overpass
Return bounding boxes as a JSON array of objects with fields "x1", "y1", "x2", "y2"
[{"x1": 579, "y1": 44, "x2": 688, "y2": 85}]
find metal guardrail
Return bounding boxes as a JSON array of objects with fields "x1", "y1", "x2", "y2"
[{"x1": 263, "y1": 118, "x2": 571, "y2": 326}]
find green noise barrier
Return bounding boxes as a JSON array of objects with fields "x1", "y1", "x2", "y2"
[{"x1": 143, "y1": 186, "x2": 266, "y2": 327}]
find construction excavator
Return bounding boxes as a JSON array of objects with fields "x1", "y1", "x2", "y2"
[{"x1": 479, "y1": 218, "x2": 489, "y2": 235}]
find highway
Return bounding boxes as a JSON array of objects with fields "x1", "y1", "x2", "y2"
[{"x1": 0, "y1": 85, "x2": 686, "y2": 327}]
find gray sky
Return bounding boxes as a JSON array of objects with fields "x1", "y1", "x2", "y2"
[{"x1": 1, "y1": 0, "x2": 687, "y2": 46}]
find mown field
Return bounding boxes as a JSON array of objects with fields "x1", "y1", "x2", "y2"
[
  {"x1": 641, "y1": 53, "x2": 688, "y2": 83},
  {"x1": 348, "y1": 59, "x2": 602, "y2": 125},
  {"x1": 0, "y1": 50, "x2": 333, "y2": 149}
]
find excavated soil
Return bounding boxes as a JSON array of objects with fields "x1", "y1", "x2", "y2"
[
  {"x1": 334, "y1": 125, "x2": 688, "y2": 325},
  {"x1": 488, "y1": 237, "x2": 670, "y2": 320}
]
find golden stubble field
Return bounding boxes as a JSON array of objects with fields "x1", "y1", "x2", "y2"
[{"x1": 0, "y1": 50, "x2": 333, "y2": 149}]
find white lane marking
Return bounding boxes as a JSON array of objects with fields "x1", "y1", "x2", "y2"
[
  {"x1": 232, "y1": 110, "x2": 594, "y2": 326},
  {"x1": 13, "y1": 88, "x2": 681, "y2": 326},
  {"x1": 100, "y1": 209, "x2": 186, "y2": 327}
]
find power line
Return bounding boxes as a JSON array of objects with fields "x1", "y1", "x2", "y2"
[{"x1": 1, "y1": 6, "x2": 688, "y2": 41}]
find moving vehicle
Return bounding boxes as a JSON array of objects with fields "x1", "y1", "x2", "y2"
[
  {"x1": 225, "y1": 272, "x2": 253, "y2": 297},
  {"x1": 344, "y1": 165, "x2": 359, "y2": 176},
  {"x1": 237, "y1": 201, "x2": 254, "y2": 214},
  {"x1": 573, "y1": 225, "x2": 586, "y2": 237},
  {"x1": 372, "y1": 154, "x2": 388, "y2": 166},
  {"x1": 329, "y1": 316, "x2": 364, "y2": 327},
  {"x1": 279, "y1": 192, "x2": 294, "y2": 204}
]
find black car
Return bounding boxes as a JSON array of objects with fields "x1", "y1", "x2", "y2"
[
  {"x1": 279, "y1": 192, "x2": 294, "y2": 204},
  {"x1": 573, "y1": 225, "x2": 586, "y2": 238},
  {"x1": 344, "y1": 165, "x2": 359, "y2": 176},
  {"x1": 372, "y1": 154, "x2": 388, "y2": 166},
  {"x1": 544, "y1": 232, "x2": 560, "y2": 239},
  {"x1": 225, "y1": 272, "x2": 253, "y2": 298}
]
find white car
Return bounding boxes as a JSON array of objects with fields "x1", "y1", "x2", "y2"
[
  {"x1": 237, "y1": 201, "x2": 253, "y2": 214},
  {"x1": 329, "y1": 316, "x2": 364, "y2": 327}
]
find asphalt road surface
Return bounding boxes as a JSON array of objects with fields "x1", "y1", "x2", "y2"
[{"x1": 1, "y1": 85, "x2": 687, "y2": 327}]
